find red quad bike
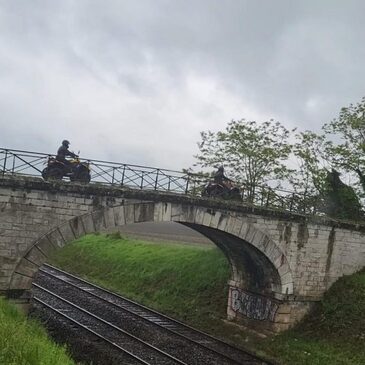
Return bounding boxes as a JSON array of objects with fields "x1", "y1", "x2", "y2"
[
  {"x1": 202, "y1": 180, "x2": 241, "y2": 201},
  {"x1": 42, "y1": 156, "x2": 91, "y2": 183}
]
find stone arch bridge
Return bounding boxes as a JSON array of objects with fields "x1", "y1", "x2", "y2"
[{"x1": 0, "y1": 176, "x2": 364, "y2": 333}]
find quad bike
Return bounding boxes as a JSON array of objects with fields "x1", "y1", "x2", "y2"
[
  {"x1": 42, "y1": 155, "x2": 91, "y2": 183},
  {"x1": 202, "y1": 180, "x2": 241, "y2": 201}
]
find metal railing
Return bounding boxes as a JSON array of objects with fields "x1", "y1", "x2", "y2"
[
  {"x1": 0, "y1": 148, "x2": 194, "y2": 194},
  {"x1": 0, "y1": 148, "x2": 321, "y2": 215}
]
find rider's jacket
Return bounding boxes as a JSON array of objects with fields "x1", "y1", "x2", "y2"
[
  {"x1": 213, "y1": 170, "x2": 231, "y2": 184},
  {"x1": 56, "y1": 145, "x2": 77, "y2": 162}
]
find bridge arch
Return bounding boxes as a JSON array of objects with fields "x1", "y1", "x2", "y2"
[
  {"x1": 1, "y1": 174, "x2": 362, "y2": 333},
  {"x1": 10, "y1": 202, "x2": 294, "y2": 300}
]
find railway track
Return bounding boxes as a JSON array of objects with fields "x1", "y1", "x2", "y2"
[{"x1": 32, "y1": 264, "x2": 273, "y2": 365}]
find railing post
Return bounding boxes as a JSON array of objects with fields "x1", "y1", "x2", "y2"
[
  {"x1": 313, "y1": 197, "x2": 318, "y2": 215},
  {"x1": 121, "y1": 165, "x2": 126, "y2": 186},
  {"x1": 112, "y1": 167, "x2": 115, "y2": 184},
  {"x1": 154, "y1": 170, "x2": 159, "y2": 190},
  {"x1": 2, "y1": 149, "x2": 8, "y2": 176},
  {"x1": 260, "y1": 188, "x2": 264, "y2": 206},
  {"x1": 140, "y1": 172, "x2": 144, "y2": 189},
  {"x1": 87, "y1": 160, "x2": 92, "y2": 182},
  {"x1": 289, "y1": 193, "x2": 294, "y2": 211},
  {"x1": 168, "y1": 176, "x2": 171, "y2": 191},
  {"x1": 12, "y1": 153, "x2": 16, "y2": 174},
  {"x1": 185, "y1": 175, "x2": 190, "y2": 194}
]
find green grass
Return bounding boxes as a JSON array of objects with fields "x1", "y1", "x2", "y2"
[
  {"x1": 50, "y1": 234, "x2": 365, "y2": 365},
  {"x1": 0, "y1": 297, "x2": 75, "y2": 365},
  {"x1": 256, "y1": 267, "x2": 365, "y2": 365},
  {"x1": 50, "y1": 233, "x2": 231, "y2": 328},
  {"x1": 257, "y1": 333, "x2": 364, "y2": 365}
]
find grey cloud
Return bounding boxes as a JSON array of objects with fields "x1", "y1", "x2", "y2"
[{"x1": 0, "y1": 0, "x2": 364, "y2": 169}]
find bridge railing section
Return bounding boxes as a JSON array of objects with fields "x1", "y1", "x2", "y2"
[
  {"x1": 241, "y1": 185, "x2": 322, "y2": 215},
  {"x1": 0, "y1": 148, "x2": 192, "y2": 193},
  {"x1": 0, "y1": 149, "x2": 49, "y2": 176},
  {"x1": 0, "y1": 148, "x2": 321, "y2": 215},
  {"x1": 88, "y1": 160, "x2": 191, "y2": 193}
]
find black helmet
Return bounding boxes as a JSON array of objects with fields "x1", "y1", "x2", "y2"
[
  {"x1": 62, "y1": 140, "x2": 70, "y2": 147},
  {"x1": 218, "y1": 165, "x2": 224, "y2": 171}
]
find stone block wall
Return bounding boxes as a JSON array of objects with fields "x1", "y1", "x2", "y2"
[
  {"x1": 246, "y1": 217, "x2": 365, "y2": 298},
  {"x1": 0, "y1": 180, "x2": 126, "y2": 294},
  {"x1": 0, "y1": 176, "x2": 364, "y2": 332}
]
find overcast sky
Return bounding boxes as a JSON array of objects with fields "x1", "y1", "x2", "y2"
[{"x1": 0, "y1": 0, "x2": 364, "y2": 170}]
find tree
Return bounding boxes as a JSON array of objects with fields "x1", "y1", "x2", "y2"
[
  {"x1": 323, "y1": 97, "x2": 365, "y2": 181},
  {"x1": 192, "y1": 97, "x2": 365, "y2": 219},
  {"x1": 290, "y1": 131, "x2": 329, "y2": 194},
  {"x1": 290, "y1": 98, "x2": 365, "y2": 216},
  {"x1": 194, "y1": 119, "x2": 293, "y2": 198},
  {"x1": 320, "y1": 97, "x2": 365, "y2": 202},
  {"x1": 321, "y1": 169, "x2": 362, "y2": 221}
]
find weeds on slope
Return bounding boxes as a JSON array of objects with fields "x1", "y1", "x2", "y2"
[{"x1": 0, "y1": 297, "x2": 75, "y2": 365}]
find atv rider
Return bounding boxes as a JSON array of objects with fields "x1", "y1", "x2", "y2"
[
  {"x1": 56, "y1": 140, "x2": 78, "y2": 170},
  {"x1": 213, "y1": 165, "x2": 232, "y2": 186}
]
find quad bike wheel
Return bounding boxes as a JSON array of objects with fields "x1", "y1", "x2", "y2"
[
  {"x1": 47, "y1": 167, "x2": 64, "y2": 180},
  {"x1": 229, "y1": 187, "x2": 242, "y2": 201},
  {"x1": 201, "y1": 185, "x2": 210, "y2": 197},
  {"x1": 209, "y1": 184, "x2": 225, "y2": 198},
  {"x1": 202, "y1": 183, "x2": 225, "y2": 198},
  {"x1": 41, "y1": 167, "x2": 49, "y2": 180},
  {"x1": 77, "y1": 170, "x2": 91, "y2": 183}
]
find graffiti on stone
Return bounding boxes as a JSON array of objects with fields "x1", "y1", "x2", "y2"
[{"x1": 231, "y1": 287, "x2": 279, "y2": 321}]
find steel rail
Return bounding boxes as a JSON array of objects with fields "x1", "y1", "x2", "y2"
[
  {"x1": 33, "y1": 296, "x2": 150, "y2": 365},
  {"x1": 33, "y1": 282, "x2": 188, "y2": 365},
  {"x1": 38, "y1": 268, "x2": 253, "y2": 365},
  {"x1": 39, "y1": 264, "x2": 274, "y2": 365}
]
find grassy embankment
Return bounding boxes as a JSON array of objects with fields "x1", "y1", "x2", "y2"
[
  {"x1": 256, "y1": 268, "x2": 365, "y2": 365},
  {"x1": 50, "y1": 233, "x2": 365, "y2": 365},
  {"x1": 0, "y1": 297, "x2": 75, "y2": 365}
]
